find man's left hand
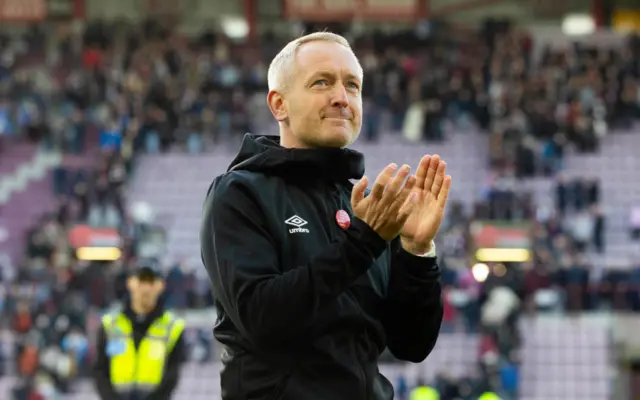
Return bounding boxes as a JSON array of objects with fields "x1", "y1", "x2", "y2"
[{"x1": 399, "y1": 154, "x2": 452, "y2": 255}]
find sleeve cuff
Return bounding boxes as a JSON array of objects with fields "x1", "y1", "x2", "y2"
[
  {"x1": 348, "y1": 217, "x2": 388, "y2": 260},
  {"x1": 416, "y1": 241, "x2": 437, "y2": 258},
  {"x1": 396, "y1": 244, "x2": 440, "y2": 276}
]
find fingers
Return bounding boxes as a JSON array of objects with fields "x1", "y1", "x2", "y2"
[
  {"x1": 414, "y1": 155, "x2": 431, "y2": 192},
  {"x1": 385, "y1": 165, "x2": 411, "y2": 198},
  {"x1": 423, "y1": 155, "x2": 440, "y2": 194},
  {"x1": 431, "y1": 161, "x2": 447, "y2": 196},
  {"x1": 370, "y1": 163, "x2": 397, "y2": 199},
  {"x1": 392, "y1": 175, "x2": 416, "y2": 211},
  {"x1": 398, "y1": 189, "x2": 419, "y2": 220},
  {"x1": 351, "y1": 176, "x2": 368, "y2": 208},
  {"x1": 437, "y1": 175, "x2": 452, "y2": 210}
]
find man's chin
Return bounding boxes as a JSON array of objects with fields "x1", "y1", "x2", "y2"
[
  {"x1": 140, "y1": 299, "x2": 155, "y2": 308},
  {"x1": 317, "y1": 128, "x2": 357, "y2": 148}
]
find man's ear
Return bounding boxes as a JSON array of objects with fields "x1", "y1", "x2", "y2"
[
  {"x1": 267, "y1": 90, "x2": 288, "y2": 122},
  {"x1": 126, "y1": 276, "x2": 135, "y2": 292}
]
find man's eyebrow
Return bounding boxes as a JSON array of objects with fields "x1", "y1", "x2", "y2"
[
  {"x1": 308, "y1": 71, "x2": 334, "y2": 80},
  {"x1": 343, "y1": 72, "x2": 362, "y2": 83},
  {"x1": 307, "y1": 71, "x2": 361, "y2": 83}
]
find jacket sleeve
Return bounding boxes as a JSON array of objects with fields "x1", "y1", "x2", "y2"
[
  {"x1": 382, "y1": 240, "x2": 443, "y2": 362},
  {"x1": 201, "y1": 175, "x2": 388, "y2": 345},
  {"x1": 146, "y1": 331, "x2": 186, "y2": 400},
  {"x1": 93, "y1": 324, "x2": 123, "y2": 400}
]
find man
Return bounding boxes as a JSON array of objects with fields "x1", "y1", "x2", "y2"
[
  {"x1": 93, "y1": 263, "x2": 185, "y2": 400},
  {"x1": 200, "y1": 32, "x2": 451, "y2": 399}
]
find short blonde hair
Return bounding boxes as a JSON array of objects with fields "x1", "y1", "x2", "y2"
[{"x1": 267, "y1": 32, "x2": 362, "y2": 92}]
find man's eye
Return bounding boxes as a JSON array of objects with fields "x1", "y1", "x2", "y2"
[
  {"x1": 313, "y1": 80, "x2": 329, "y2": 87},
  {"x1": 348, "y1": 82, "x2": 360, "y2": 90}
]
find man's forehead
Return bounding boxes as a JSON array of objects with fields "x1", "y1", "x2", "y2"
[{"x1": 295, "y1": 41, "x2": 362, "y2": 80}]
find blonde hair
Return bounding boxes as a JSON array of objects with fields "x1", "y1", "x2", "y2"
[{"x1": 267, "y1": 32, "x2": 362, "y2": 92}]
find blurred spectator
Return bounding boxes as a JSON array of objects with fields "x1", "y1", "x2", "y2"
[{"x1": 0, "y1": 17, "x2": 638, "y2": 400}]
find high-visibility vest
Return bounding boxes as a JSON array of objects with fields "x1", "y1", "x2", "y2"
[
  {"x1": 409, "y1": 385, "x2": 440, "y2": 400},
  {"x1": 478, "y1": 392, "x2": 501, "y2": 400},
  {"x1": 101, "y1": 311, "x2": 185, "y2": 395}
]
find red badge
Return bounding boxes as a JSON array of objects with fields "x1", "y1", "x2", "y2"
[{"x1": 336, "y1": 210, "x2": 351, "y2": 229}]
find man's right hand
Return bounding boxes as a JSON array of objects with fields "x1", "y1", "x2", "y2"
[{"x1": 351, "y1": 163, "x2": 419, "y2": 241}]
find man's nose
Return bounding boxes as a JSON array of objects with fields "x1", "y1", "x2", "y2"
[{"x1": 330, "y1": 84, "x2": 349, "y2": 108}]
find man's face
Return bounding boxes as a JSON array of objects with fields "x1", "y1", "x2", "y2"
[
  {"x1": 273, "y1": 41, "x2": 363, "y2": 148},
  {"x1": 128, "y1": 274, "x2": 164, "y2": 310}
]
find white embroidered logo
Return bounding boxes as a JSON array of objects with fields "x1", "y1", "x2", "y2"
[{"x1": 285, "y1": 215, "x2": 309, "y2": 234}]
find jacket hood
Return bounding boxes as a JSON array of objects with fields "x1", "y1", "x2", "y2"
[{"x1": 227, "y1": 134, "x2": 365, "y2": 182}]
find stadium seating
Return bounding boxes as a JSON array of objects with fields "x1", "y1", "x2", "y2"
[
  {"x1": 0, "y1": 171, "x2": 55, "y2": 263},
  {"x1": 0, "y1": 141, "x2": 60, "y2": 263},
  {"x1": 519, "y1": 315, "x2": 611, "y2": 400},
  {"x1": 0, "y1": 139, "x2": 99, "y2": 264},
  {"x1": 2, "y1": 17, "x2": 637, "y2": 399},
  {"x1": 562, "y1": 129, "x2": 640, "y2": 265},
  {"x1": 128, "y1": 130, "x2": 489, "y2": 263},
  {"x1": 513, "y1": 126, "x2": 640, "y2": 268},
  {"x1": 0, "y1": 141, "x2": 36, "y2": 176}
]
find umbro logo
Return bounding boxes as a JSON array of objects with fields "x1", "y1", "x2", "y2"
[{"x1": 285, "y1": 215, "x2": 310, "y2": 234}]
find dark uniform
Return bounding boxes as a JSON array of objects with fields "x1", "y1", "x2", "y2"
[{"x1": 201, "y1": 134, "x2": 443, "y2": 399}]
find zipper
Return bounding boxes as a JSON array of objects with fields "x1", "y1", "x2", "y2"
[
  {"x1": 337, "y1": 182, "x2": 370, "y2": 398},
  {"x1": 329, "y1": 184, "x2": 342, "y2": 209},
  {"x1": 324, "y1": 184, "x2": 343, "y2": 235},
  {"x1": 331, "y1": 183, "x2": 349, "y2": 215},
  {"x1": 349, "y1": 290, "x2": 370, "y2": 400}
]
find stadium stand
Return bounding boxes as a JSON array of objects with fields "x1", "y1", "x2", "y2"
[
  {"x1": 519, "y1": 316, "x2": 612, "y2": 400},
  {"x1": 0, "y1": 12, "x2": 639, "y2": 400},
  {"x1": 129, "y1": 130, "x2": 489, "y2": 264}
]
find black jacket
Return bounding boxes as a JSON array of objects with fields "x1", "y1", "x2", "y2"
[
  {"x1": 201, "y1": 134, "x2": 443, "y2": 400},
  {"x1": 93, "y1": 299, "x2": 185, "y2": 400}
]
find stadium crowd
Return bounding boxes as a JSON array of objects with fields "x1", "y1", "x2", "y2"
[{"x1": 0, "y1": 17, "x2": 638, "y2": 400}]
